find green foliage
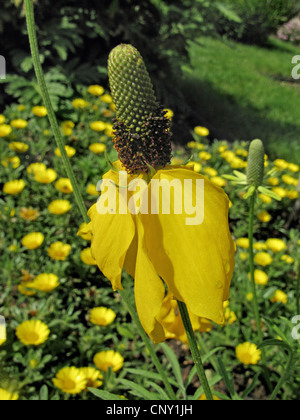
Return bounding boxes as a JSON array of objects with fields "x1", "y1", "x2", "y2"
[{"x1": 216, "y1": 0, "x2": 300, "y2": 44}]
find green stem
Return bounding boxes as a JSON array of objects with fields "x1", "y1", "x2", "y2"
[
  {"x1": 296, "y1": 259, "x2": 300, "y2": 316},
  {"x1": 177, "y1": 301, "x2": 214, "y2": 400},
  {"x1": 248, "y1": 194, "x2": 263, "y2": 345},
  {"x1": 24, "y1": 0, "x2": 89, "y2": 224},
  {"x1": 119, "y1": 289, "x2": 176, "y2": 400},
  {"x1": 248, "y1": 193, "x2": 272, "y2": 391}
]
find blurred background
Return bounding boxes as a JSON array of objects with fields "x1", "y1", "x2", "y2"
[{"x1": 1, "y1": 0, "x2": 300, "y2": 163}]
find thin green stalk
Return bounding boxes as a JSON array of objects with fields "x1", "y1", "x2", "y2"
[
  {"x1": 24, "y1": 0, "x2": 88, "y2": 224},
  {"x1": 248, "y1": 194, "x2": 272, "y2": 391},
  {"x1": 248, "y1": 194, "x2": 264, "y2": 345},
  {"x1": 24, "y1": 0, "x2": 176, "y2": 400},
  {"x1": 119, "y1": 289, "x2": 176, "y2": 400},
  {"x1": 177, "y1": 301, "x2": 214, "y2": 400},
  {"x1": 296, "y1": 259, "x2": 300, "y2": 316}
]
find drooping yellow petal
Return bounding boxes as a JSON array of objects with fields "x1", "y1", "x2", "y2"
[
  {"x1": 141, "y1": 167, "x2": 235, "y2": 325},
  {"x1": 89, "y1": 197, "x2": 135, "y2": 291},
  {"x1": 134, "y1": 217, "x2": 166, "y2": 343}
]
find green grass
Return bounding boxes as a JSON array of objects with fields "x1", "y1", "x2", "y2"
[{"x1": 182, "y1": 36, "x2": 300, "y2": 164}]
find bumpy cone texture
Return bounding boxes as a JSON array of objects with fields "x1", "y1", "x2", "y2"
[
  {"x1": 247, "y1": 139, "x2": 265, "y2": 187},
  {"x1": 108, "y1": 44, "x2": 157, "y2": 131},
  {"x1": 108, "y1": 44, "x2": 172, "y2": 173}
]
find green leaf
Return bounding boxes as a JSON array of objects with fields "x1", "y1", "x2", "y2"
[
  {"x1": 117, "y1": 378, "x2": 162, "y2": 400},
  {"x1": 88, "y1": 388, "x2": 125, "y2": 400},
  {"x1": 158, "y1": 343, "x2": 185, "y2": 393},
  {"x1": 39, "y1": 385, "x2": 49, "y2": 401}
]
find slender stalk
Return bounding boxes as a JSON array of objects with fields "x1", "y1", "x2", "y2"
[
  {"x1": 296, "y1": 259, "x2": 300, "y2": 316},
  {"x1": 248, "y1": 194, "x2": 272, "y2": 391},
  {"x1": 119, "y1": 289, "x2": 176, "y2": 400},
  {"x1": 24, "y1": 0, "x2": 176, "y2": 400},
  {"x1": 177, "y1": 301, "x2": 214, "y2": 400},
  {"x1": 248, "y1": 194, "x2": 264, "y2": 345},
  {"x1": 24, "y1": 0, "x2": 88, "y2": 224}
]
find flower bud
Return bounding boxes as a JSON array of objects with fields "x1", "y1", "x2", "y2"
[{"x1": 246, "y1": 139, "x2": 265, "y2": 187}]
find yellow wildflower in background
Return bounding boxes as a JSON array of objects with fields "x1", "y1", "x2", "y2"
[
  {"x1": 194, "y1": 126, "x2": 210, "y2": 137},
  {"x1": 54, "y1": 145, "x2": 76, "y2": 158},
  {"x1": 282, "y1": 174, "x2": 298, "y2": 186},
  {"x1": 90, "y1": 121, "x2": 107, "y2": 132},
  {"x1": 55, "y1": 178, "x2": 73, "y2": 194},
  {"x1": 34, "y1": 168, "x2": 57, "y2": 184},
  {"x1": 89, "y1": 143, "x2": 106, "y2": 154},
  {"x1": 27, "y1": 162, "x2": 47, "y2": 175},
  {"x1": 100, "y1": 94, "x2": 113, "y2": 104},
  {"x1": 16, "y1": 320, "x2": 50, "y2": 346},
  {"x1": 47, "y1": 242, "x2": 71, "y2": 261},
  {"x1": 80, "y1": 248, "x2": 97, "y2": 265},
  {"x1": 236, "y1": 238, "x2": 249, "y2": 249},
  {"x1": 32, "y1": 106, "x2": 47, "y2": 117},
  {"x1": 86, "y1": 184, "x2": 99, "y2": 196},
  {"x1": 89, "y1": 307, "x2": 116, "y2": 326},
  {"x1": 21, "y1": 232, "x2": 44, "y2": 250},
  {"x1": 48, "y1": 199, "x2": 72, "y2": 215},
  {"x1": 281, "y1": 255, "x2": 294, "y2": 264},
  {"x1": 0, "y1": 115, "x2": 6, "y2": 124},
  {"x1": 236, "y1": 342, "x2": 261, "y2": 365},
  {"x1": 88, "y1": 85, "x2": 105, "y2": 96},
  {"x1": 210, "y1": 176, "x2": 227, "y2": 188},
  {"x1": 198, "y1": 151, "x2": 212, "y2": 161},
  {"x1": 249, "y1": 270, "x2": 269, "y2": 286},
  {"x1": 257, "y1": 210, "x2": 271, "y2": 223},
  {"x1": 61, "y1": 120, "x2": 75, "y2": 136},
  {"x1": 80, "y1": 367, "x2": 103, "y2": 389},
  {"x1": 53, "y1": 367, "x2": 87, "y2": 394},
  {"x1": 254, "y1": 252, "x2": 273, "y2": 266},
  {"x1": 267, "y1": 177, "x2": 279, "y2": 186},
  {"x1": 93, "y1": 350, "x2": 124, "y2": 372},
  {"x1": 253, "y1": 242, "x2": 267, "y2": 251},
  {"x1": 288, "y1": 163, "x2": 299, "y2": 172},
  {"x1": 0, "y1": 124, "x2": 12, "y2": 137},
  {"x1": 9, "y1": 142, "x2": 29, "y2": 153},
  {"x1": 28, "y1": 274, "x2": 60, "y2": 292},
  {"x1": 19, "y1": 207, "x2": 40, "y2": 221},
  {"x1": 1, "y1": 156, "x2": 20, "y2": 169},
  {"x1": 3, "y1": 180, "x2": 25, "y2": 195},
  {"x1": 199, "y1": 393, "x2": 220, "y2": 400},
  {"x1": 265, "y1": 238, "x2": 286, "y2": 253},
  {"x1": 272, "y1": 187, "x2": 286, "y2": 198},
  {"x1": 0, "y1": 388, "x2": 19, "y2": 401},
  {"x1": 72, "y1": 98, "x2": 89, "y2": 109},
  {"x1": 270, "y1": 290, "x2": 288, "y2": 304},
  {"x1": 10, "y1": 119, "x2": 28, "y2": 129}
]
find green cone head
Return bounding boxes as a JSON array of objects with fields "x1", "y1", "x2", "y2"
[
  {"x1": 108, "y1": 44, "x2": 157, "y2": 131},
  {"x1": 246, "y1": 139, "x2": 265, "y2": 187},
  {"x1": 107, "y1": 44, "x2": 172, "y2": 174}
]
